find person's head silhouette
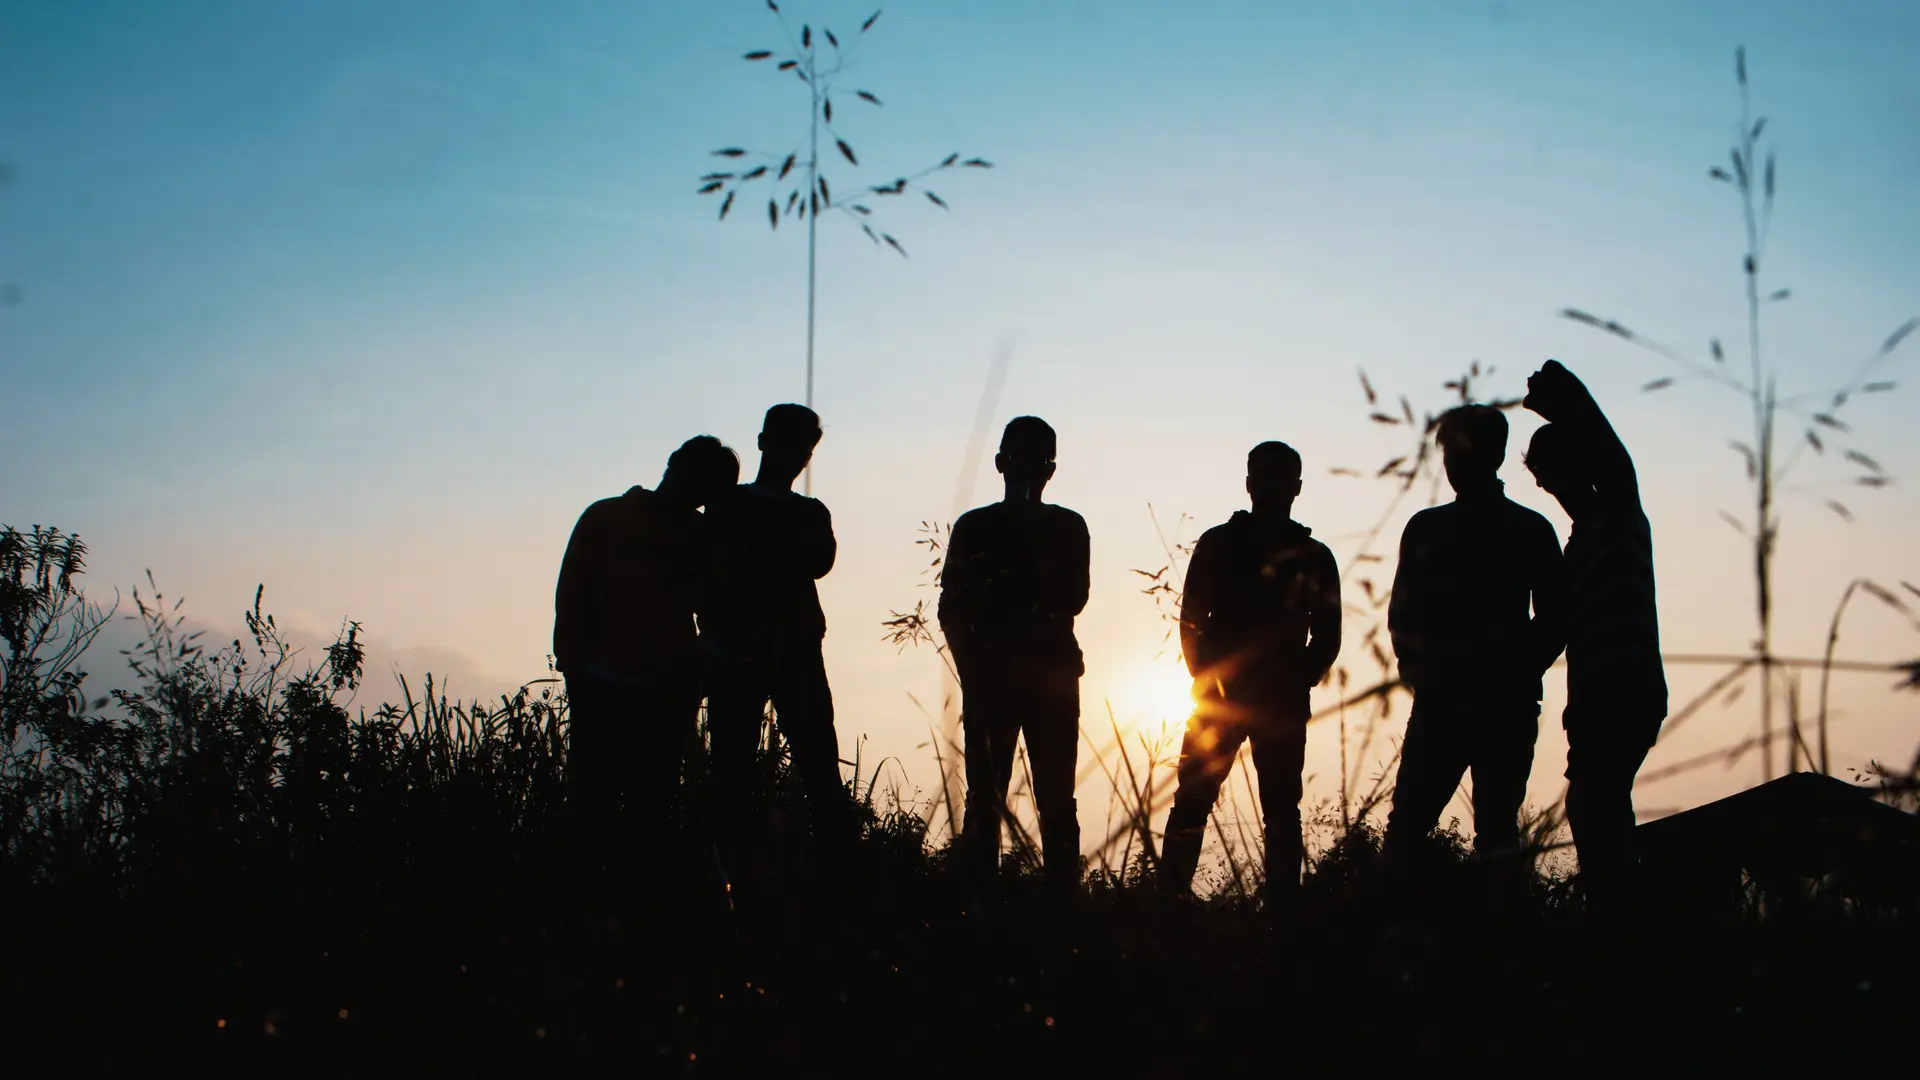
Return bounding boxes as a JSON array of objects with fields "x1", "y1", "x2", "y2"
[
  {"x1": 1524, "y1": 423, "x2": 1594, "y2": 514},
  {"x1": 756, "y1": 403, "x2": 823, "y2": 489},
  {"x1": 996, "y1": 416, "x2": 1057, "y2": 502},
  {"x1": 1246, "y1": 441, "x2": 1303, "y2": 516},
  {"x1": 659, "y1": 435, "x2": 740, "y2": 510},
  {"x1": 1436, "y1": 405, "x2": 1508, "y2": 496}
]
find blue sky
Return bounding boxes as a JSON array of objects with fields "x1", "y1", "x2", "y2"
[{"x1": 4, "y1": 0, "x2": 1917, "y2": 835}]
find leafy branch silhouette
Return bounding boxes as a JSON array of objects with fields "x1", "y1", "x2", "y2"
[{"x1": 699, "y1": 2, "x2": 993, "y2": 454}]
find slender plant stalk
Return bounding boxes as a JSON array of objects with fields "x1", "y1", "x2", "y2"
[
  {"x1": 1337, "y1": 671, "x2": 1350, "y2": 827},
  {"x1": 702, "y1": 6, "x2": 993, "y2": 497},
  {"x1": 1735, "y1": 56, "x2": 1779, "y2": 776},
  {"x1": 803, "y1": 46, "x2": 820, "y2": 494},
  {"x1": 1562, "y1": 46, "x2": 1916, "y2": 783}
]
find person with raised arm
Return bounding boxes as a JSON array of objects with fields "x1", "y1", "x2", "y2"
[{"x1": 1522, "y1": 360, "x2": 1667, "y2": 913}]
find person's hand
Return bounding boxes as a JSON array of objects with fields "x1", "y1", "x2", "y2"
[{"x1": 1524, "y1": 359, "x2": 1584, "y2": 421}]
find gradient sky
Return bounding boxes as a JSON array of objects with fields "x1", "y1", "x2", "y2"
[{"x1": 4, "y1": 0, "x2": 1917, "y2": 846}]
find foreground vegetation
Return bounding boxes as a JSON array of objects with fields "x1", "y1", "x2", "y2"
[{"x1": 4, "y1": 525, "x2": 1917, "y2": 1076}]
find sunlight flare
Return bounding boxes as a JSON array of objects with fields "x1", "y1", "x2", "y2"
[{"x1": 1111, "y1": 660, "x2": 1197, "y2": 733}]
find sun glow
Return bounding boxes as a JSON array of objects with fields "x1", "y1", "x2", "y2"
[{"x1": 1109, "y1": 659, "x2": 1198, "y2": 735}]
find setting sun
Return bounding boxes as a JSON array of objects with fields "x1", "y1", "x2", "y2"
[{"x1": 1109, "y1": 659, "x2": 1198, "y2": 734}]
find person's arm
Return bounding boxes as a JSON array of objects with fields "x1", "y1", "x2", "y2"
[
  {"x1": 1060, "y1": 511, "x2": 1091, "y2": 620},
  {"x1": 1304, "y1": 542, "x2": 1344, "y2": 687},
  {"x1": 1527, "y1": 359, "x2": 1640, "y2": 506},
  {"x1": 552, "y1": 503, "x2": 603, "y2": 674},
  {"x1": 1178, "y1": 533, "x2": 1217, "y2": 679},
  {"x1": 1387, "y1": 516, "x2": 1428, "y2": 692},
  {"x1": 1526, "y1": 517, "x2": 1567, "y2": 678},
  {"x1": 796, "y1": 497, "x2": 837, "y2": 580},
  {"x1": 937, "y1": 514, "x2": 979, "y2": 672}
]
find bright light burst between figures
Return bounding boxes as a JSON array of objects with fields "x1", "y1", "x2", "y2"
[{"x1": 1109, "y1": 659, "x2": 1197, "y2": 735}]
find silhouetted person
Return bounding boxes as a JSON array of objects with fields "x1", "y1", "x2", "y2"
[
  {"x1": 704, "y1": 404, "x2": 855, "y2": 877},
  {"x1": 940, "y1": 416, "x2": 1090, "y2": 890},
  {"x1": 553, "y1": 435, "x2": 740, "y2": 895},
  {"x1": 1383, "y1": 405, "x2": 1564, "y2": 864},
  {"x1": 1523, "y1": 360, "x2": 1667, "y2": 912},
  {"x1": 1161, "y1": 441, "x2": 1341, "y2": 905}
]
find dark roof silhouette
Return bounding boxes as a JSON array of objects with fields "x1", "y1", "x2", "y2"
[{"x1": 1637, "y1": 772, "x2": 1920, "y2": 902}]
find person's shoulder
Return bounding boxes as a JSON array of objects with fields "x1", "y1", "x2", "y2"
[
  {"x1": 1195, "y1": 513, "x2": 1249, "y2": 550},
  {"x1": 701, "y1": 484, "x2": 758, "y2": 534},
  {"x1": 1042, "y1": 503, "x2": 1088, "y2": 531},
  {"x1": 1301, "y1": 531, "x2": 1337, "y2": 564},
  {"x1": 1404, "y1": 504, "x2": 1447, "y2": 531},
  {"x1": 752, "y1": 485, "x2": 828, "y2": 517},
  {"x1": 952, "y1": 503, "x2": 999, "y2": 530},
  {"x1": 1501, "y1": 497, "x2": 1559, "y2": 534},
  {"x1": 579, "y1": 490, "x2": 638, "y2": 524}
]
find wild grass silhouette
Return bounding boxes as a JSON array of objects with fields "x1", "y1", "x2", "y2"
[
  {"x1": 1560, "y1": 47, "x2": 1918, "y2": 781},
  {"x1": 6, "y1": 508, "x2": 1915, "y2": 1077}
]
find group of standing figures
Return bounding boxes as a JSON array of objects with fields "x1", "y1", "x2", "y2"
[{"x1": 553, "y1": 359, "x2": 1667, "y2": 909}]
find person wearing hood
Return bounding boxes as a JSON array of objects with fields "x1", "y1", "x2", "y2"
[
  {"x1": 1160, "y1": 441, "x2": 1342, "y2": 906},
  {"x1": 1521, "y1": 360, "x2": 1667, "y2": 913},
  {"x1": 1383, "y1": 405, "x2": 1565, "y2": 866}
]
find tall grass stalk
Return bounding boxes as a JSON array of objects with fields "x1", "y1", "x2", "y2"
[
  {"x1": 1561, "y1": 46, "x2": 1917, "y2": 780},
  {"x1": 701, "y1": 2, "x2": 993, "y2": 492}
]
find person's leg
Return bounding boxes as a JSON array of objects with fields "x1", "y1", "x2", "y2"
[
  {"x1": 705, "y1": 660, "x2": 769, "y2": 807},
  {"x1": 1566, "y1": 709, "x2": 1661, "y2": 912},
  {"x1": 959, "y1": 668, "x2": 1021, "y2": 882},
  {"x1": 768, "y1": 645, "x2": 855, "y2": 876},
  {"x1": 1466, "y1": 701, "x2": 1540, "y2": 860},
  {"x1": 1023, "y1": 663, "x2": 1083, "y2": 891},
  {"x1": 629, "y1": 674, "x2": 702, "y2": 900},
  {"x1": 1382, "y1": 698, "x2": 1471, "y2": 857},
  {"x1": 565, "y1": 672, "x2": 620, "y2": 891},
  {"x1": 1248, "y1": 711, "x2": 1308, "y2": 901},
  {"x1": 1161, "y1": 693, "x2": 1248, "y2": 896},
  {"x1": 703, "y1": 659, "x2": 771, "y2": 890}
]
